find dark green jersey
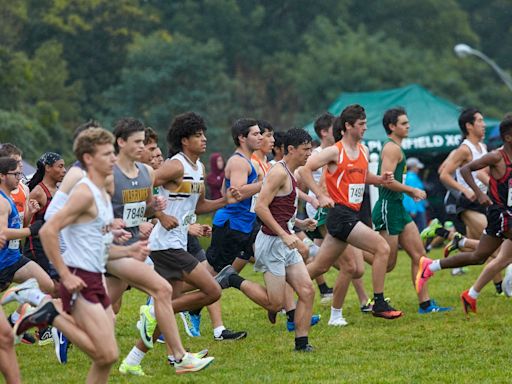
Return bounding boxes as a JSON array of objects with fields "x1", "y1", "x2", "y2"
[{"x1": 377, "y1": 138, "x2": 406, "y2": 201}]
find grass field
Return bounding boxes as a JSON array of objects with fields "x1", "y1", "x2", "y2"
[{"x1": 6, "y1": 246, "x2": 511, "y2": 384}]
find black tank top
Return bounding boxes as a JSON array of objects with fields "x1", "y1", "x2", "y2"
[{"x1": 488, "y1": 149, "x2": 512, "y2": 207}]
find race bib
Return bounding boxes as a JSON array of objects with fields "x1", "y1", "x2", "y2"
[
  {"x1": 123, "y1": 201, "x2": 146, "y2": 228},
  {"x1": 508, "y1": 187, "x2": 512, "y2": 207},
  {"x1": 287, "y1": 214, "x2": 297, "y2": 234},
  {"x1": 250, "y1": 194, "x2": 258, "y2": 213},
  {"x1": 182, "y1": 211, "x2": 197, "y2": 226},
  {"x1": 348, "y1": 184, "x2": 365, "y2": 204},
  {"x1": 8, "y1": 240, "x2": 19, "y2": 250}
]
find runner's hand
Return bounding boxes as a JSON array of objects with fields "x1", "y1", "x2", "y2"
[
  {"x1": 157, "y1": 212, "x2": 179, "y2": 230},
  {"x1": 27, "y1": 199, "x2": 40, "y2": 215},
  {"x1": 128, "y1": 240, "x2": 150, "y2": 261},
  {"x1": 139, "y1": 221, "x2": 154, "y2": 240},
  {"x1": 318, "y1": 194, "x2": 334, "y2": 208},
  {"x1": 408, "y1": 188, "x2": 426, "y2": 201},
  {"x1": 476, "y1": 192, "x2": 492, "y2": 206},
  {"x1": 309, "y1": 196, "x2": 319, "y2": 209},
  {"x1": 381, "y1": 171, "x2": 394, "y2": 184},
  {"x1": 151, "y1": 195, "x2": 167, "y2": 211},
  {"x1": 226, "y1": 186, "x2": 242, "y2": 203},
  {"x1": 188, "y1": 223, "x2": 204, "y2": 237},
  {"x1": 281, "y1": 233, "x2": 300, "y2": 250},
  {"x1": 202, "y1": 225, "x2": 212, "y2": 237},
  {"x1": 463, "y1": 188, "x2": 476, "y2": 202},
  {"x1": 299, "y1": 218, "x2": 317, "y2": 232},
  {"x1": 112, "y1": 228, "x2": 132, "y2": 244},
  {"x1": 62, "y1": 273, "x2": 87, "y2": 293}
]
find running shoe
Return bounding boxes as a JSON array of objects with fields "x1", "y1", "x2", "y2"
[
  {"x1": 320, "y1": 287, "x2": 333, "y2": 304},
  {"x1": 444, "y1": 232, "x2": 463, "y2": 257},
  {"x1": 420, "y1": 219, "x2": 442, "y2": 242},
  {"x1": 267, "y1": 310, "x2": 277, "y2": 324},
  {"x1": 214, "y1": 265, "x2": 237, "y2": 289},
  {"x1": 13, "y1": 300, "x2": 55, "y2": 337},
  {"x1": 503, "y1": 264, "x2": 512, "y2": 297},
  {"x1": 415, "y1": 257, "x2": 434, "y2": 294},
  {"x1": 167, "y1": 349, "x2": 209, "y2": 366},
  {"x1": 451, "y1": 267, "x2": 466, "y2": 276},
  {"x1": 461, "y1": 290, "x2": 477, "y2": 315},
  {"x1": 360, "y1": 301, "x2": 373, "y2": 313},
  {"x1": 418, "y1": 300, "x2": 452, "y2": 314},
  {"x1": 157, "y1": 334, "x2": 165, "y2": 344},
  {"x1": 51, "y1": 327, "x2": 69, "y2": 364},
  {"x1": 37, "y1": 326, "x2": 54, "y2": 346},
  {"x1": 1, "y1": 278, "x2": 39, "y2": 305},
  {"x1": 294, "y1": 344, "x2": 314, "y2": 352},
  {"x1": 372, "y1": 301, "x2": 403, "y2": 319},
  {"x1": 287, "y1": 314, "x2": 321, "y2": 332},
  {"x1": 180, "y1": 311, "x2": 201, "y2": 337},
  {"x1": 174, "y1": 352, "x2": 214, "y2": 374},
  {"x1": 139, "y1": 305, "x2": 156, "y2": 349},
  {"x1": 444, "y1": 221, "x2": 454, "y2": 230},
  {"x1": 327, "y1": 316, "x2": 348, "y2": 326},
  {"x1": 8, "y1": 313, "x2": 35, "y2": 345},
  {"x1": 214, "y1": 329, "x2": 247, "y2": 341},
  {"x1": 119, "y1": 361, "x2": 145, "y2": 376}
]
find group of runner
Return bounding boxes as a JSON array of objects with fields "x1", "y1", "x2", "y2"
[{"x1": 1, "y1": 105, "x2": 511, "y2": 383}]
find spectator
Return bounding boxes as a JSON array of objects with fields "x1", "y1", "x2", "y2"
[
  {"x1": 206, "y1": 152, "x2": 225, "y2": 199},
  {"x1": 403, "y1": 157, "x2": 427, "y2": 231}
]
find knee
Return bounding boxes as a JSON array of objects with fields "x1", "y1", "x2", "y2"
[
  {"x1": 386, "y1": 260, "x2": 396, "y2": 273},
  {"x1": 208, "y1": 284, "x2": 222, "y2": 303},
  {"x1": 0, "y1": 326, "x2": 14, "y2": 348},
  {"x1": 298, "y1": 281, "x2": 315, "y2": 302},
  {"x1": 374, "y1": 241, "x2": 391, "y2": 259},
  {"x1": 95, "y1": 346, "x2": 118, "y2": 367},
  {"x1": 471, "y1": 253, "x2": 487, "y2": 265},
  {"x1": 153, "y1": 281, "x2": 173, "y2": 300},
  {"x1": 353, "y1": 266, "x2": 365, "y2": 279}
]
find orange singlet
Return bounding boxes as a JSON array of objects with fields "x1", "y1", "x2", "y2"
[
  {"x1": 11, "y1": 181, "x2": 27, "y2": 221},
  {"x1": 325, "y1": 141, "x2": 368, "y2": 211},
  {"x1": 251, "y1": 154, "x2": 271, "y2": 176}
]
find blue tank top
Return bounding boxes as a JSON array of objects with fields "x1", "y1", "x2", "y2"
[
  {"x1": 213, "y1": 153, "x2": 258, "y2": 233},
  {"x1": 0, "y1": 190, "x2": 22, "y2": 269}
]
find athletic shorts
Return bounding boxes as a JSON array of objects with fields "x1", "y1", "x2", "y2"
[
  {"x1": 187, "y1": 235, "x2": 206, "y2": 262},
  {"x1": 151, "y1": 248, "x2": 199, "y2": 281},
  {"x1": 484, "y1": 205, "x2": 512, "y2": 239},
  {"x1": 359, "y1": 188, "x2": 372, "y2": 228},
  {"x1": 60, "y1": 268, "x2": 111, "y2": 313},
  {"x1": 206, "y1": 221, "x2": 255, "y2": 273},
  {"x1": 456, "y1": 194, "x2": 486, "y2": 216},
  {"x1": 0, "y1": 256, "x2": 31, "y2": 292},
  {"x1": 372, "y1": 199, "x2": 413, "y2": 236},
  {"x1": 254, "y1": 231, "x2": 303, "y2": 276},
  {"x1": 326, "y1": 204, "x2": 360, "y2": 242},
  {"x1": 24, "y1": 240, "x2": 59, "y2": 281},
  {"x1": 444, "y1": 191, "x2": 466, "y2": 234}
]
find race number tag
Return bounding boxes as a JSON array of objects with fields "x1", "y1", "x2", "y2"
[
  {"x1": 508, "y1": 187, "x2": 512, "y2": 207},
  {"x1": 348, "y1": 184, "x2": 364, "y2": 204},
  {"x1": 8, "y1": 240, "x2": 19, "y2": 249},
  {"x1": 123, "y1": 201, "x2": 146, "y2": 228},
  {"x1": 250, "y1": 194, "x2": 258, "y2": 213},
  {"x1": 182, "y1": 211, "x2": 197, "y2": 226}
]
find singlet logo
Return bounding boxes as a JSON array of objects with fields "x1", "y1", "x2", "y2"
[
  {"x1": 122, "y1": 188, "x2": 150, "y2": 203},
  {"x1": 175, "y1": 181, "x2": 203, "y2": 194}
]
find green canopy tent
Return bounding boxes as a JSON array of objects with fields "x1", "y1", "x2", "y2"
[{"x1": 304, "y1": 84, "x2": 500, "y2": 154}]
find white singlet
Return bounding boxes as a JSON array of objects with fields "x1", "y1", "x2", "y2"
[{"x1": 455, "y1": 139, "x2": 488, "y2": 193}]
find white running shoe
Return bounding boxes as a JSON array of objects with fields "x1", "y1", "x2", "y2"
[
  {"x1": 503, "y1": 264, "x2": 512, "y2": 297},
  {"x1": 174, "y1": 352, "x2": 214, "y2": 374},
  {"x1": 1, "y1": 278, "x2": 39, "y2": 305},
  {"x1": 328, "y1": 316, "x2": 348, "y2": 327}
]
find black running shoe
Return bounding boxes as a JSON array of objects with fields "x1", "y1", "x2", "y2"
[
  {"x1": 8, "y1": 313, "x2": 35, "y2": 345},
  {"x1": 295, "y1": 344, "x2": 314, "y2": 352},
  {"x1": 14, "y1": 300, "x2": 56, "y2": 336},
  {"x1": 214, "y1": 329, "x2": 247, "y2": 341},
  {"x1": 37, "y1": 326, "x2": 54, "y2": 346},
  {"x1": 372, "y1": 301, "x2": 403, "y2": 320}
]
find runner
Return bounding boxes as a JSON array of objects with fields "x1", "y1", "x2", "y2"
[
  {"x1": 372, "y1": 107, "x2": 450, "y2": 313},
  {"x1": 417, "y1": 117, "x2": 512, "y2": 314},
  {"x1": 254, "y1": 127, "x2": 316, "y2": 351},
  {"x1": 299, "y1": 104, "x2": 403, "y2": 319}
]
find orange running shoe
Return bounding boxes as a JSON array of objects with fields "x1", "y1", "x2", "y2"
[
  {"x1": 415, "y1": 257, "x2": 434, "y2": 293},
  {"x1": 461, "y1": 290, "x2": 477, "y2": 315}
]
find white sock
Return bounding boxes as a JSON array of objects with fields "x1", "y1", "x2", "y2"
[
  {"x1": 468, "y1": 286, "x2": 480, "y2": 299},
  {"x1": 149, "y1": 305, "x2": 155, "y2": 318},
  {"x1": 459, "y1": 238, "x2": 467, "y2": 248},
  {"x1": 26, "y1": 289, "x2": 47, "y2": 306},
  {"x1": 330, "y1": 307, "x2": 342, "y2": 320},
  {"x1": 10, "y1": 311, "x2": 20, "y2": 322},
  {"x1": 124, "y1": 347, "x2": 146, "y2": 366},
  {"x1": 309, "y1": 243, "x2": 320, "y2": 258},
  {"x1": 430, "y1": 259, "x2": 442, "y2": 272},
  {"x1": 213, "y1": 326, "x2": 226, "y2": 338}
]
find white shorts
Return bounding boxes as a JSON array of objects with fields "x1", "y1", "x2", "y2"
[{"x1": 254, "y1": 231, "x2": 303, "y2": 277}]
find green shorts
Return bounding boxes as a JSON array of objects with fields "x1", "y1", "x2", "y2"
[
  {"x1": 372, "y1": 199, "x2": 412, "y2": 236},
  {"x1": 305, "y1": 207, "x2": 329, "y2": 240}
]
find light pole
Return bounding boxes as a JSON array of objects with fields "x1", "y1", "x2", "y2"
[{"x1": 454, "y1": 43, "x2": 512, "y2": 92}]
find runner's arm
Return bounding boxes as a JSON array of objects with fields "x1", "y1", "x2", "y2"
[
  {"x1": 299, "y1": 145, "x2": 338, "y2": 200},
  {"x1": 0, "y1": 199, "x2": 30, "y2": 240},
  {"x1": 227, "y1": 156, "x2": 262, "y2": 200},
  {"x1": 439, "y1": 146, "x2": 472, "y2": 195},
  {"x1": 460, "y1": 151, "x2": 501, "y2": 202}
]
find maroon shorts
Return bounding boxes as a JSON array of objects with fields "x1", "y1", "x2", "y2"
[{"x1": 60, "y1": 268, "x2": 111, "y2": 313}]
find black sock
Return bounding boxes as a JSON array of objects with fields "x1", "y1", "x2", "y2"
[
  {"x1": 419, "y1": 300, "x2": 431, "y2": 310},
  {"x1": 435, "y1": 227, "x2": 450, "y2": 239},
  {"x1": 189, "y1": 308, "x2": 202, "y2": 316},
  {"x1": 286, "y1": 309, "x2": 296, "y2": 323},
  {"x1": 495, "y1": 281, "x2": 503, "y2": 294},
  {"x1": 373, "y1": 292, "x2": 385, "y2": 304},
  {"x1": 318, "y1": 283, "x2": 329, "y2": 294},
  {"x1": 295, "y1": 336, "x2": 308, "y2": 349},
  {"x1": 228, "y1": 274, "x2": 245, "y2": 290}
]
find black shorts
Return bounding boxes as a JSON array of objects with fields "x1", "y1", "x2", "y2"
[
  {"x1": 206, "y1": 221, "x2": 255, "y2": 273},
  {"x1": 456, "y1": 195, "x2": 486, "y2": 216},
  {"x1": 326, "y1": 204, "x2": 361, "y2": 242},
  {"x1": 24, "y1": 239, "x2": 59, "y2": 281},
  {"x1": 151, "y1": 248, "x2": 199, "y2": 281},
  {"x1": 444, "y1": 191, "x2": 466, "y2": 234},
  {"x1": 484, "y1": 205, "x2": 512, "y2": 239},
  {"x1": 359, "y1": 188, "x2": 372, "y2": 228},
  {"x1": 0, "y1": 256, "x2": 32, "y2": 292},
  {"x1": 187, "y1": 235, "x2": 206, "y2": 262}
]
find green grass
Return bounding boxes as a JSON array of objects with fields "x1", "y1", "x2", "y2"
[{"x1": 8, "y1": 246, "x2": 512, "y2": 384}]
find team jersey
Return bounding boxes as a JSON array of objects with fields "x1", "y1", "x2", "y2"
[
  {"x1": 251, "y1": 153, "x2": 271, "y2": 176},
  {"x1": 325, "y1": 141, "x2": 368, "y2": 211},
  {"x1": 213, "y1": 152, "x2": 258, "y2": 234},
  {"x1": 261, "y1": 161, "x2": 298, "y2": 236},
  {"x1": 377, "y1": 138, "x2": 406, "y2": 201},
  {"x1": 455, "y1": 139, "x2": 488, "y2": 194},
  {"x1": 149, "y1": 153, "x2": 204, "y2": 251},
  {"x1": 488, "y1": 148, "x2": 512, "y2": 208},
  {"x1": 0, "y1": 190, "x2": 22, "y2": 269},
  {"x1": 11, "y1": 182, "x2": 27, "y2": 223}
]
